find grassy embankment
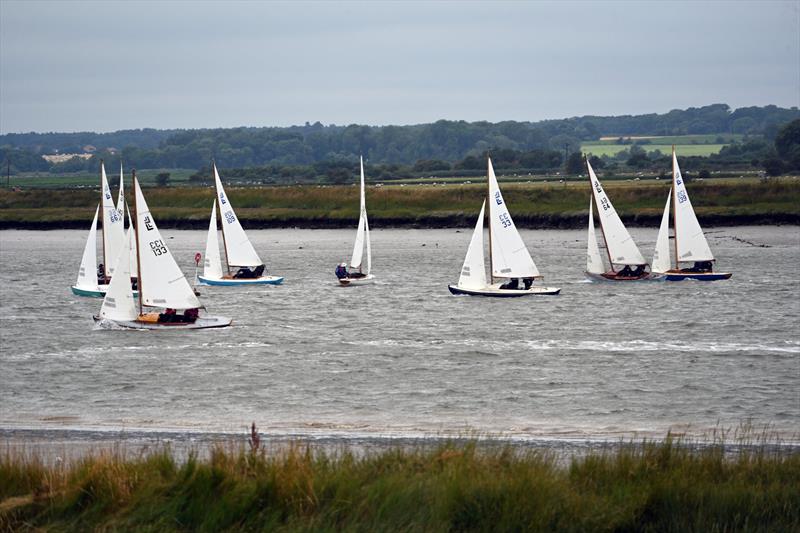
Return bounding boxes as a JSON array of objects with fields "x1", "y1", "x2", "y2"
[
  {"x1": 0, "y1": 177, "x2": 798, "y2": 229},
  {"x1": 1, "y1": 433, "x2": 798, "y2": 531}
]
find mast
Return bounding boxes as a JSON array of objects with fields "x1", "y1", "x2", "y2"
[
  {"x1": 133, "y1": 170, "x2": 143, "y2": 316},
  {"x1": 587, "y1": 156, "x2": 614, "y2": 271},
  {"x1": 214, "y1": 161, "x2": 231, "y2": 275},
  {"x1": 99, "y1": 159, "x2": 107, "y2": 281},
  {"x1": 486, "y1": 156, "x2": 493, "y2": 285},
  {"x1": 672, "y1": 146, "x2": 679, "y2": 270}
]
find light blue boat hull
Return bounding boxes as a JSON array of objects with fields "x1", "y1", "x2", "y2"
[
  {"x1": 71, "y1": 285, "x2": 139, "y2": 298},
  {"x1": 197, "y1": 275, "x2": 284, "y2": 286}
]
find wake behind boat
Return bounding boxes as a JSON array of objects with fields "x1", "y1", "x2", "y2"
[
  {"x1": 448, "y1": 157, "x2": 560, "y2": 297},
  {"x1": 651, "y1": 148, "x2": 732, "y2": 281},
  {"x1": 94, "y1": 172, "x2": 231, "y2": 330},
  {"x1": 585, "y1": 157, "x2": 656, "y2": 281},
  {"x1": 335, "y1": 156, "x2": 374, "y2": 286},
  {"x1": 197, "y1": 163, "x2": 283, "y2": 286}
]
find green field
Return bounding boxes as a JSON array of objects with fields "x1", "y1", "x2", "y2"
[
  {"x1": 1, "y1": 177, "x2": 798, "y2": 228},
  {"x1": 1, "y1": 433, "x2": 797, "y2": 531},
  {"x1": 1, "y1": 169, "x2": 196, "y2": 189},
  {"x1": 582, "y1": 133, "x2": 749, "y2": 158}
]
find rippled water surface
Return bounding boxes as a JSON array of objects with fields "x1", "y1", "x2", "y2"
[{"x1": 1, "y1": 226, "x2": 798, "y2": 442}]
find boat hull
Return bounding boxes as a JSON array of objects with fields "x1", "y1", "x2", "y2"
[
  {"x1": 448, "y1": 284, "x2": 561, "y2": 297},
  {"x1": 661, "y1": 270, "x2": 732, "y2": 281},
  {"x1": 93, "y1": 315, "x2": 232, "y2": 330},
  {"x1": 71, "y1": 285, "x2": 139, "y2": 298},
  {"x1": 584, "y1": 271, "x2": 660, "y2": 282},
  {"x1": 338, "y1": 274, "x2": 375, "y2": 286},
  {"x1": 197, "y1": 275, "x2": 284, "y2": 286}
]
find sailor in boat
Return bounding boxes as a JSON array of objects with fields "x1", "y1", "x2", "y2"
[
  {"x1": 682, "y1": 260, "x2": 713, "y2": 273},
  {"x1": 523, "y1": 277, "x2": 534, "y2": 289},
  {"x1": 97, "y1": 263, "x2": 106, "y2": 284},
  {"x1": 500, "y1": 278, "x2": 520, "y2": 290},
  {"x1": 141, "y1": 308, "x2": 200, "y2": 324},
  {"x1": 233, "y1": 264, "x2": 265, "y2": 279},
  {"x1": 335, "y1": 262, "x2": 367, "y2": 280}
]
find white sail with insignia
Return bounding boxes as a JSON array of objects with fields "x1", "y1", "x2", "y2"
[
  {"x1": 652, "y1": 190, "x2": 672, "y2": 273},
  {"x1": 76, "y1": 205, "x2": 100, "y2": 289},
  {"x1": 586, "y1": 198, "x2": 605, "y2": 275},
  {"x1": 213, "y1": 164, "x2": 262, "y2": 267},
  {"x1": 672, "y1": 151, "x2": 714, "y2": 262},
  {"x1": 586, "y1": 159, "x2": 646, "y2": 266},
  {"x1": 135, "y1": 178, "x2": 202, "y2": 310},
  {"x1": 487, "y1": 158, "x2": 540, "y2": 278},
  {"x1": 101, "y1": 162, "x2": 125, "y2": 277},
  {"x1": 458, "y1": 200, "x2": 487, "y2": 289},
  {"x1": 99, "y1": 230, "x2": 137, "y2": 321},
  {"x1": 204, "y1": 201, "x2": 224, "y2": 279}
]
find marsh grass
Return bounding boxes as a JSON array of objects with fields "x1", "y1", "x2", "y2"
[{"x1": 1, "y1": 430, "x2": 798, "y2": 531}]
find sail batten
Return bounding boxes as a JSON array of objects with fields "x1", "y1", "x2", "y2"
[
  {"x1": 214, "y1": 164, "x2": 262, "y2": 267},
  {"x1": 586, "y1": 159, "x2": 646, "y2": 266}
]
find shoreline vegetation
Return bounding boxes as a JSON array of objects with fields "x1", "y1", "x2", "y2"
[
  {"x1": 1, "y1": 429, "x2": 798, "y2": 530},
  {"x1": 1, "y1": 177, "x2": 798, "y2": 230}
]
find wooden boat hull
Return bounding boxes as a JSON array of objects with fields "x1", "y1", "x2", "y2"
[
  {"x1": 71, "y1": 285, "x2": 138, "y2": 298},
  {"x1": 448, "y1": 284, "x2": 561, "y2": 297},
  {"x1": 661, "y1": 270, "x2": 732, "y2": 281},
  {"x1": 338, "y1": 274, "x2": 375, "y2": 286},
  {"x1": 584, "y1": 271, "x2": 660, "y2": 282},
  {"x1": 197, "y1": 275, "x2": 284, "y2": 286},
  {"x1": 93, "y1": 315, "x2": 232, "y2": 330}
]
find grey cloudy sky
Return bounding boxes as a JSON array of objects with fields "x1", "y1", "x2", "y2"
[{"x1": 1, "y1": 0, "x2": 798, "y2": 133}]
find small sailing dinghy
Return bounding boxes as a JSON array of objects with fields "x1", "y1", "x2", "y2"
[
  {"x1": 197, "y1": 163, "x2": 284, "y2": 286},
  {"x1": 651, "y1": 148, "x2": 732, "y2": 281},
  {"x1": 448, "y1": 158, "x2": 560, "y2": 297},
  {"x1": 71, "y1": 162, "x2": 134, "y2": 297},
  {"x1": 94, "y1": 173, "x2": 231, "y2": 330},
  {"x1": 336, "y1": 156, "x2": 374, "y2": 286},
  {"x1": 585, "y1": 157, "x2": 654, "y2": 281}
]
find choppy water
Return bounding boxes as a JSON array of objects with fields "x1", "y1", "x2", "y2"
[{"x1": 0, "y1": 226, "x2": 798, "y2": 444}]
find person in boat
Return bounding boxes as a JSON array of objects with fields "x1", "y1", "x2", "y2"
[
  {"x1": 335, "y1": 263, "x2": 348, "y2": 279},
  {"x1": 632, "y1": 265, "x2": 645, "y2": 277},
  {"x1": 689, "y1": 260, "x2": 713, "y2": 273},
  {"x1": 523, "y1": 277, "x2": 534, "y2": 290},
  {"x1": 233, "y1": 265, "x2": 265, "y2": 279},
  {"x1": 618, "y1": 265, "x2": 634, "y2": 277},
  {"x1": 97, "y1": 263, "x2": 106, "y2": 283},
  {"x1": 158, "y1": 308, "x2": 177, "y2": 323},
  {"x1": 500, "y1": 278, "x2": 519, "y2": 290},
  {"x1": 182, "y1": 308, "x2": 199, "y2": 323}
]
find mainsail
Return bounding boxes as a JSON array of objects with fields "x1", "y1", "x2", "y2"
[
  {"x1": 116, "y1": 164, "x2": 125, "y2": 215},
  {"x1": 213, "y1": 164, "x2": 262, "y2": 267},
  {"x1": 652, "y1": 190, "x2": 672, "y2": 273},
  {"x1": 487, "y1": 158, "x2": 540, "y2": 279},
  {"x1": 127, "y1": 210, "x2": 138, "y2": 277},
  {"x1": 458, "y1": 200, "x2": 487, "y2": 289},
  {"x1": 349, "y1": 156, "x2": 371, "y2": 274},
  {"x1": 101, "y1": 162, "x2": 124, "y2": 277},
  {"x1": 99, "y1": 230, "x2": 137, "y2": 321},
  {"x1": 203, "y1": 201, "x2": 223, "y2": 279},
  {"x1": 586, "y1": 159, "x2": 646, "y2": 266},
  {"x1": 135, "y1": 178, "x2": 202, "y2": 310},
  {"x1": 76, "y1": 206, "x2": 100, "y2": 289},
  {"x1": 586, "y1": 197, "x2": 605, "y2": 274},
  {"x1": 672, "y1": 150, "x2": 714, "y2": 263}
]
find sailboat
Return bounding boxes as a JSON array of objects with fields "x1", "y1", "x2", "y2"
[
  {"x1": 651, "y1": 148, "x2": 732, "y2": 281},
  {"x1": 336, "y1": 156, "x2": 374, "y2": 285},
  {"x1": 94, "y1": 172, "x2": 231, "y2": 330},
  {"x1": 585, "y1": 157, "x2": 653, "y2": 281},
  {"x1": 197, "y1": 163, "x2": 284, "y2": 286},
  {"x1": 448, "y1": 158, "x2": 560, "y2": 297},
  {"x1": 71, "y1": 162, "x2": 133, "y2": 297}
]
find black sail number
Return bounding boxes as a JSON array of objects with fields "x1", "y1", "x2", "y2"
[{"x1": 149, "y1": 239, "x2": 168, "y2": 257}]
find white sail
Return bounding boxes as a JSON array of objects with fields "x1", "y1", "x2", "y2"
[
  {"x1": 75, "y1": 205, "x2": 100, "y2": 289},
  {"x1": 99, "y1": 230, "x2": 137, "y2": 321},
  {"x1": 364, "y1": 215, "x2": 372, "y2": 275},
  {"x1": 127, "y1": 209, "x2": 138, "y2": 277},
  {"x1": 350, "y1": 156, "x2": 370, "y2": 272},
  {"x1": 213, "y1": 164, "x2": 262, "y2": 267},
  {"x1": 672, "y1": 150, "x2": 714, "y2": 262},
  {"x1": 586, "y1": 159, "x2": 646, "y2": 266},
  {"x1": 135, "y1": 178, "x2": 202, "y2": 310},
  {"x1": 116, "y1": 164, "x2": 125, "y2": 215},
  {"x1": 586, "y1": 197, "x2": 605, "y2": 274},
  {"x1": 101, "y1": 162, "x2": 125, "y2": 277},
  {"x1": 204, "y1": 201, "x2": 224, "y2": 279},
  {"x1": 652, "y1": 190, "x2": 672, "y2": 273},
  {"x1": 458, "y1": 200, "x2": 488, "y2": 289},
  {"x1": 487, "y1": 158, "x2": 540, "y2": 278}
]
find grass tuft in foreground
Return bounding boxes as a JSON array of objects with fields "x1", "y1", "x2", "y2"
[{"x1": 1, "y1": 432, "x2": 798, "y2": 531}]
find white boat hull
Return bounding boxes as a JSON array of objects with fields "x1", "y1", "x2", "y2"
[
  {"x1": 93, "y1": 315, "x2": 232, "y2": 330},
  {"x1": 448, "y1": 284, "x2": 560, "y2": 297},
  {"x1": 338, "y1": 274, "x2": 375, "y2": 286},
  {"x1": 197, "y1": 275, "x2": 284, "y2": 286}
]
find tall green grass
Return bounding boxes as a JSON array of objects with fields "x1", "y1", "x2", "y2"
[{"x1": 1, "y1": 432, "x2": 798, "y2": 531}]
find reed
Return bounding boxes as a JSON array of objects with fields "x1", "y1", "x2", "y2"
[{"x1": 1, "y1": 431, "x2": 798, "y2": 531}]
